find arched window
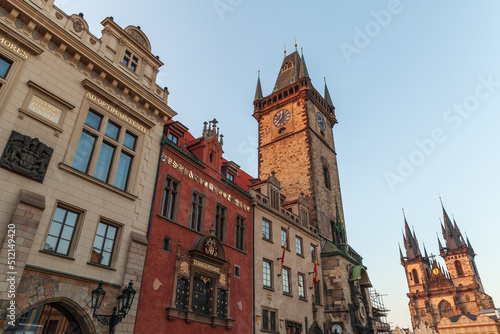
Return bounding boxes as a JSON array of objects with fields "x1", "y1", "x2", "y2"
[
  {"x1": 438, "y1": 300, "x2": 454, "y2": 318},
  {"x1": 323, "y1": 165, "x2": 331, "y2": 190},
  {"x1": 455, "y1": 260, "x2": 464, "y2": 276},
  {"x1": 412, "y1": 269, "x2": 419, "y2": 284}
]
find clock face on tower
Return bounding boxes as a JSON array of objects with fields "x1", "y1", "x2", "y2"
[
  {"x1": 273, "y1": 109, "x2": 291, "y2": 127},
  {"x1": 331, "y1": 324, "x2": 342, "y2": 333},
  {"x1": 357, "y1": 297, "x2": 368, "y2": 327},
  {"x1": 316, "y1": 112, "x2": 326, "y2": 131}
]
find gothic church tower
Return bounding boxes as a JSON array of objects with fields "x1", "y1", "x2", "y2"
[{"x1": 401, "y1": 202, "x2": 495, "y2": 331}]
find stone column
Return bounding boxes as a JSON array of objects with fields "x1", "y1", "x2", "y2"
[{"x1": 0, "y1": 189, "x2": 45, "y2": 328}]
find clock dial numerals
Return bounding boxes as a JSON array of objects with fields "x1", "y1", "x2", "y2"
[
  {"x1": 273, "y1": 109, "x2": 291, "y2": 127},
  {"x1": 332, "y1": 324, "x2": 342, "y2": 333},
  {"x1": 316, "y1": 112, "x2": 326, "y2": 131}
]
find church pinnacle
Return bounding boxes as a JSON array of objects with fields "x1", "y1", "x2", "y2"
[
  {"x1": 255, "y1": 71, "x2": 263, "y2": 100},
  {"x1": 402, "y1": 210, "x2": 421, "y2": 260}
]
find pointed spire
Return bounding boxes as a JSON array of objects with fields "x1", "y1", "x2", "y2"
[
  {"x1": 399, "y1": 243, "x2": 405, "y2": 264},
  {"x1": 333, "y1": 195, "x2": 345, "y2": 245},
  {"x1": 437, "y1": 233, "x2": 444, "y2": 253},
  {"x1": 466, "y1": 233, "x2": 474, "y2": 252},
  {"x1": 255, "y1": 71, "x2": 263, "y2": 100},
  {"x1": 283, "y1": 44, "x2": 286, "y2": 57},
  {"x1": 440, "y1": 197, "x2": 464, "y2": 250},
  {"x1": 402, "y1": 210, "x2": 421, "y2": 260},
  {"x1": 299, "y1": 50, "x2": 309, "y2": 78},
  {"x1": 324, "y1": 77, "x2": 333, "y2": 106},
  {"x1": 423, "y1": 243, "x2": 429, "y2": 260}
]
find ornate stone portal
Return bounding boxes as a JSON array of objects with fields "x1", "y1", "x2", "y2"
[{"x1": 0, "y1": 131, "x2": 53, "y2": 182}]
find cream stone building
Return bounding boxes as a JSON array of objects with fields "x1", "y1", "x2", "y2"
[
  {"x1": 251, "y1": 173, "x2": 326, "y2": 333},
  {"x1": 437, "y1": 313, "x2": 500, "y2": 334},
  {"x1": 0, "y1": 0, "x2": 175, "y2": 332}
]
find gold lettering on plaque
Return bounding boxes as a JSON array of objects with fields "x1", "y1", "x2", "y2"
[
  {"x1": 28, "y1": 95, "x2": 62, "y2": 123},
  {"x1": 193, "y1": 259, "x2": 220, "y2": 274}
]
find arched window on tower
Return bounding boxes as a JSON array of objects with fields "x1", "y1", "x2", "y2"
[
  {"x1": 455, "y1": 260, "x2": 464, "y2": 276},
  {"x1": 412, "y1": 269, "x2": 419, "y2": 284},
  {"x1": 438, "y1": 300, "x2": 454, "y2": 318},
  {"x1": 323, "y1": 165, "x2": 331, "y2": 190}
]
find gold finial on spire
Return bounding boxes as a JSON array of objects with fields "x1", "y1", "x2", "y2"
[
  {"x1": 284, "y1": 44, "x2": 286, "y2": 57},
  {"x1": 294, "y1": 37, "x2": 297, "y2": 51},
  {"x1": 301, "y1": 47, "x2": 303, "y2": 56}
]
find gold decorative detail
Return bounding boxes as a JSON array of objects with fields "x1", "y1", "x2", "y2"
[
  {"x1": 267, "y1": 294, "x2": 272, "y2": 304},
  {"x1": 193, "y1": 259, "x2": 220, "y2": 274},
  {"x1": 204, "y1": 238, "x2": 218, "y2": 257},
  {"x1": 219, "y1": 273, "x2": 226, "y2": 286},
  {"x1": 28, "y1": 95, "x2": 62, "y2": 123},
  {"x1": 200, "y1": 276, "x2": 210, "y2": 284},
  {"x1": 180, "y1": 261, "x2": 190, "y2": 275},
  {"x1": 160, "y1": 153, "x2": 251, "y2": 212}
]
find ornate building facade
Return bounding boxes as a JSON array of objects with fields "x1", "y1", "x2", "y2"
[
  {"x1": 400, "y1": 202, "x2": 496, "y2": 332},
  {"x1": 251, "y1": 173, "x2": 325, "y2": 333},
  {"x1": 135, "y1": 120, "x2": 254, "y2": 333},
  {"x1": 253, "y1": 49, "x2": 377, "y2": 333},
  {"x1": 0, "y1": 0, "x2": 175, "y2": 332}
]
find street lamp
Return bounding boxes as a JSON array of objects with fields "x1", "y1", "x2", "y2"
[{"x1": 91, "y1": 281, "x2": 136, "y2": 334}]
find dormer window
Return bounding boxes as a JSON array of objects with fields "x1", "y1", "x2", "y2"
[
  {"x1": 209, "y1": 153, "x2": 213, "y2": 163},
  {"x1": 282, "y1": 62, "x2": 293, "y2": 72},
  {"x1": 122, "y1": 50, "x2": 139, "y2": 72},
  {"x1": 227, "y1": 173, "x2": 234, "y2": 182},
  {"x1": 167, "y1": 132, "x2": 179, "y2": 145}
]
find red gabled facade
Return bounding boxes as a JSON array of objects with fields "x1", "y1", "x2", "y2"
[{"x1": 135, "y1": 119, "x2": 254, "y2": 333}]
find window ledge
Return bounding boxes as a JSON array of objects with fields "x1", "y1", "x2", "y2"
[
  {"x1": 39, "y1": 249, "x2": 75, "y2": 260},
  {"x1": 299, "y1": 297, "x2": 308, "y2": 302},
  {"x1": 296, "y1": 253, "x2": 304, "y2": 258},
  {"x1": 59, "y1": 163, "x2": 137, "y2": 201},
  {"x1": 263, "y1": 238, "x2": 273, "y2": 244},
  {"x1": 166, "y1": 307, "x2": 235, "y2": 329},
  {"x1": 87, "y1": 261, "x2": 117, "y2": 271},
  {"x1": 283, "y1": 292, "x2": 293, "y2": 298},
  {"x1": 263, "y1": 286, "x2": 274, "y2": 292},
  {"x1": 19, "y1": 108, "x2": 63, "y2": 135}
]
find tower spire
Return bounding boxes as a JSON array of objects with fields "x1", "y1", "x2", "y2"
[
  {"x1": 299, "y1": 51, "x2": 309, "y2": 78},
  {"x1": 255, "y1": 71, "x2": 263, "y2": 100},
  {"x1": 399, "y1": 243, "x2": 405, "y2": 264},
  {"x1": 402, "y1": 210, "x2": 421, "y2": 259},
  {"x1": 324, "y1": 77, "x2": 334, "y2": 106},
  {"x1": 440, "y1": 197, "x2": 464, "y2": 250}
]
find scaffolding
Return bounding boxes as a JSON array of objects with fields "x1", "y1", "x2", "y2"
[{"x1": 370, "y1": 288, "x2": 391, "y2": 333}]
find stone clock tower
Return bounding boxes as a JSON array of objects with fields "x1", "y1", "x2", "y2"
[{"x1": 254, "y1": 50, "x2": 377, "y2": 334}]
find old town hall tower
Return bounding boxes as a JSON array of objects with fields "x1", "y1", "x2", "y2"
[
  {"x1": 400, "y1": 201, "x2": 495, "y2": 331},
  {"x1": 254, "y1": 49, "x2": 377, "y2": 333}
]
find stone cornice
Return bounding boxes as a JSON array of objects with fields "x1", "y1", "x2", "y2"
[{"x1": 1, "y1": 0, "x2": 176, "y2": 125}]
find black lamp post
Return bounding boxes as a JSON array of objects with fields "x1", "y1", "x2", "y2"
[{"x1": 91, "y1": 281, "x2": 136, "y2": 334}]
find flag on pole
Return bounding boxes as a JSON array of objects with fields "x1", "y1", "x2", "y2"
[
  {"x1": 279, "y1": 228, "x2": 289, "y2": 277},
  {"x1": 312, "y1": 245, "x2": 319, "y2": 287}
]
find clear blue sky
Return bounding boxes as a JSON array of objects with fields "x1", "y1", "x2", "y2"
[{"x1": 56, "y1": 0, "x2": 500, "y2": 328}]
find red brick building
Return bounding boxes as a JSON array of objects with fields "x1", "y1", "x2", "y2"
[{"x1": 135, "y1": 119, "x2": 254, "y2": 333}]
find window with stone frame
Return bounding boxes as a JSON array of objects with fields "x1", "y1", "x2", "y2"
[
  {"x1": 175, "y1": 276, "x2": 190, "y2": 310},
  {"x1": 90, "y1": 221, "x2": 119, "y2": 267},
  {"x1": 161, "y1": 175, "x2": 180, "y2": 221},
  {"x1": 192, "y1": 275, "x2": 213, "y2": 315},
  {"x1": 262, "y1": 219, "x2": 272, "y2": 241},
  {"x1": 262, "y1": 307, "x2": 277, "y2": 332},
  {"x1": 0, "y1": 54, "x2": 12, "y2": 90},
  {"x1": 455, "y1": 260, "x2": 464, "y2": 276},
  {"x1": 270, "y1": 186, "x2": 280, "y2": 210},
  {"x1": 71, "y1": 109, "x2": 139, "y2": 191},
  {"x1": 122, "y1": 50, "x2": 139, "y2": 72},
  {"x1": 323, "y1": 165, "x2": 331, "y2": 190},
  {"x1": 311, "y1": 244, "x2": 317, "y2": 262},
  {"x1": 235, "y1": 215, "x2": 246, "y2": 251},
  {"x1": 298, "y1": 273, "x2": 306, "y2": 299},
  {"x1": 216, "y1": 288, "x2": 228, "y2": 318},
  {"x1": 282, "y1": 267, "x2": 291, "y2": 295},
  {"x1": 295, "y1": 236, "x2": 303, "y2": 256},
  {"x1": 280, "y1": 228, "x2": 289, "y2": 250},
  {"x1": 189, "y1": 191, "x2": 205, "y2": 231},
  {"x1": 313, "y1": 281, "x2": 321, "y2": 304},
  {"x1": 215, "y1": 203, "x2": 227, "y2": 242},
  {"x1": 263, "y1": 259, "x2": 273, "y2": 289},
  {"x1": 44, "y1": 205, "x2": 82, "y2": 257}
]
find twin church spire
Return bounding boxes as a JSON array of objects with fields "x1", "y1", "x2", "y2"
[{"x1": 400, "y1": 199, "x2": 473, "y2": 263}]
